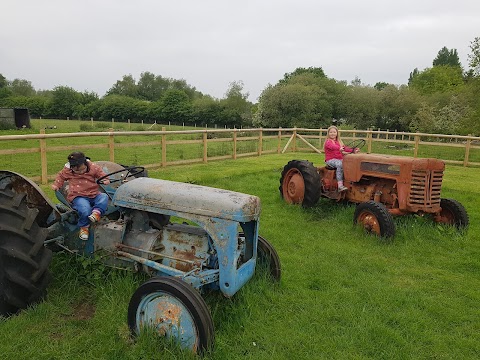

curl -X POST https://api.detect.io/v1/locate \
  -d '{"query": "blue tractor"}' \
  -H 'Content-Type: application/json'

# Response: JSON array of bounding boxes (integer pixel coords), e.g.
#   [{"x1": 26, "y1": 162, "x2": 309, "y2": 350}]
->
[{"x1": 0, "y1": 161, "x2": 280, "y2": 353}]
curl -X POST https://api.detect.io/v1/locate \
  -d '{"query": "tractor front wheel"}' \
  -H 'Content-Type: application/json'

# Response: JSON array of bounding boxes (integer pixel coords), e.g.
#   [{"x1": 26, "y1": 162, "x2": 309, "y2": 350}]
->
[
  {"x1": 354, "y1": 201, "x2": 395, "y2": 238},
  {"x1": 0, "y1": 187, "x2": 52, "y2": 316},
  {"x1": 257, "y1": 236, "x2": 281, "y2": 282},
  {"x1": 279, "y1": 160, "x2": 321, "y2": 208},
  {"x1": 434, "y1": 198, "x2": 469, "y2": 229},
  {"x1": 128, "y1": 277, "x2": 214, "y2": 354}
]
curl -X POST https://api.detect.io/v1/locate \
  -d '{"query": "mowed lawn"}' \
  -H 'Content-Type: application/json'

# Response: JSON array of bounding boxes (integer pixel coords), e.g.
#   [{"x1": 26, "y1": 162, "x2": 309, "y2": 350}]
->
[{"x1": 1, "y1": 146, "x2": 479, "y2": 358}]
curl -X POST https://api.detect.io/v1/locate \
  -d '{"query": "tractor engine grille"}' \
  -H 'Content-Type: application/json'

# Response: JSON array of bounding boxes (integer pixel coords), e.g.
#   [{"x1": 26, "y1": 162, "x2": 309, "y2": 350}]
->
[{"x1": 408, "y1": 170, "x2": 443, "y2": 210}]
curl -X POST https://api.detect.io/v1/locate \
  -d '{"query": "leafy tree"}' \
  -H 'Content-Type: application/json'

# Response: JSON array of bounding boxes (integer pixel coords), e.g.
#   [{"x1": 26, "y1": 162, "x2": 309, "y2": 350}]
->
[
  {"x1": 254, "y1": 81, "x2": 332, "y2": 128},
  {"x1": 433, "y1": 46, "x2": 461, "y2": 67},
  {"x1": 408, "y1": 68, "x2": 419, "y2": 85},
  {"x1": 47, "y1": 86, "x2": 82, "y2": 119},
  {"x1": 158, "y1": 89, "x2": 192, "y2": 123},
  {"x1": 220, "y1": 81, "x2": 252, "y2": 126},
  {"x1": 0, "y1": 74, "x2": 8, "y2": 88},
  {"x1": 137, "y1": 72, "x2": 170, "y2": 101},
  {"x1": 340, "y1": 85, "x2": 380, "y2": 129},
  {"x1": 350, "y1": 76, "x2": 363, "y2": 86},
  {"x1": 8, "y1": 79, "x2": 36, "y2": 97},
  {"x1": 374, "y1": 82, "x2": 389, "y2": 91},
  {"x1": 280, "y1": 66, "x2": 326, "y2": 84},
  {"x1": 79, "y1": 91, "x2": 98, "y2": 105},
  {"x1": 377, "y1": 85, "x2": 422, "y2": 131},
  {"x1": 467, "y1": 37, "x2": 480, "y2": 77},
  {"x1": 409, "y1": 66, "x2": 464, "y2": 94},
  {"x1": 191, "y1": 96, "x2": 224, "y2": 126},
  {"x1": 106, "y1": 74, "x2": 138, "y2": 98},
  {"x1": 410, "y1": 103, "x2": 436, "y2": 133}
]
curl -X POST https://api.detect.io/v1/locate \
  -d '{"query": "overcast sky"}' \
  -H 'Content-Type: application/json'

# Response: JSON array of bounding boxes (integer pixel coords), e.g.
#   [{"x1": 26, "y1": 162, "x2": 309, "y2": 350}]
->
[{"x1": 1, "y1": 0, "x2": 479, "y2": 102}]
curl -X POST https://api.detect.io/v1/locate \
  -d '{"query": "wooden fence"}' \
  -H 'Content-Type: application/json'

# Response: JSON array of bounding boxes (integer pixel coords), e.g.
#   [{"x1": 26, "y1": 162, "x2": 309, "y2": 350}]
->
[{"x1": 0, "y1": 127, "x2": 479, "y2": 184}]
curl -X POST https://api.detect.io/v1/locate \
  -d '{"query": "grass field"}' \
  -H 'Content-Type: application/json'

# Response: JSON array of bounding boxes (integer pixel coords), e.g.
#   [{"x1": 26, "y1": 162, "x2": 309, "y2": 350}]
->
[{"x1": 1, "y1": 121, "x2": 480, "y2": 359}]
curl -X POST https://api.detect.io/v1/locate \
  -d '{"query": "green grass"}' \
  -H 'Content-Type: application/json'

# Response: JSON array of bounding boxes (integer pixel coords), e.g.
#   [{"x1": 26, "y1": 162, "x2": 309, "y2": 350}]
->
[{"x1": 1, "y1": 153, "x2": 479, "y2": 359}]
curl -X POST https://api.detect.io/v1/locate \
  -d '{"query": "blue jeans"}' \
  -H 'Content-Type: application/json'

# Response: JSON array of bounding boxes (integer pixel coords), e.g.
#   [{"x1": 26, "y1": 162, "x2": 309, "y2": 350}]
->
[
  {"x1": 71, "y1": 193, "x2": 109, "y2": 227},
  {"x1": 326, "y1": 159, "x2": 344, "y2": 181}
]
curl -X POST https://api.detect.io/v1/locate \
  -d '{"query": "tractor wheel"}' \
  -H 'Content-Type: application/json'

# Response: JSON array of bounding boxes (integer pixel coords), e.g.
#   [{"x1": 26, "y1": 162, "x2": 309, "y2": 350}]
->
[
  {"x1": 434, "y1": 198, "x2": 469, "y2": 229},
  {"x1": 257, "y1": 236, "x2": 281, "y2": 282},
  {"x1": 0, "y1": 187, "x2": 52, "y2": 316},
  {"x1": 279, "y1": 160, "x2": 321, "y2": 208},
  {"x1": 354, "y1": 201, "x2": 395, "y2": 238},
  {"x1": 128, "y1": 277, "x2": 214, "y2": 354}
]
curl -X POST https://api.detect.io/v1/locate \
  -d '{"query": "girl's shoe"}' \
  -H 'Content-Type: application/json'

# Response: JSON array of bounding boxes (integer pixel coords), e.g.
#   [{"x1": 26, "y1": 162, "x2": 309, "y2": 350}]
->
[
  {"x1": 79, "y1": 227, "x2": 89, "y2": 240},
  {"x1": 338, "y1": 185, "x2": 348, "y2": 192},
  {"x1": 88, "y1": 209, "x2": 101, "y2": 223}
]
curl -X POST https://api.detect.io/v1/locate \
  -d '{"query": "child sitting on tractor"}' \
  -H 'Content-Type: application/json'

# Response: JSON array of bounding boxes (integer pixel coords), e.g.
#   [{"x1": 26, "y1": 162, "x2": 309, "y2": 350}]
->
[
  {"x1": 51, "y1": 151, "x2": 110, "y2": 240},
  {"x1": 324, "y1": 125, "x2": 359, "y2": 191}
]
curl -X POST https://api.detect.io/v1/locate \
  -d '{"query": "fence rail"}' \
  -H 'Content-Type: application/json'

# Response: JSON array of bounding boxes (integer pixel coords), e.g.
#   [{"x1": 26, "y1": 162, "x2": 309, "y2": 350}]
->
[{"x1": 1, "y1": 127, "x2": 479, "y2": 184}]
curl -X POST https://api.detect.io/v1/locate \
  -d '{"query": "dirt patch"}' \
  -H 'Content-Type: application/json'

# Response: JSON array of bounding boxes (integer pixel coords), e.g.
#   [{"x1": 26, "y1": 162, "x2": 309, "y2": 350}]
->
[{"x1": 71, "y1": 300, "x2": 96, "y2": 320}]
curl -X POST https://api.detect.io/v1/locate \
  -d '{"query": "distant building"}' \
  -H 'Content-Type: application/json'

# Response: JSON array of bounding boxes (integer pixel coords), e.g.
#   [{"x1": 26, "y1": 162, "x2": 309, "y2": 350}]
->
[{"x1": 0, "y1": 108, "x2": 31, "y2": 129}]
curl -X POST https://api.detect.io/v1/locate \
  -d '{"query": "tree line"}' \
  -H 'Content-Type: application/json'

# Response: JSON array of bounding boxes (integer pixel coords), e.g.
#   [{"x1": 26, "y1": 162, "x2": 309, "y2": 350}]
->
[{"x1": 1, "y1": 36, "x2": 479, "y2": 135}]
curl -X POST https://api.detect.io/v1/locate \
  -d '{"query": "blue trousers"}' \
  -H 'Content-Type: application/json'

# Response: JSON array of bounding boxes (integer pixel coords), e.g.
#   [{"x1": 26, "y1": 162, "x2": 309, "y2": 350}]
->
[{"x1": 72, "y1": 193, "x2": 109, "y2": 227}]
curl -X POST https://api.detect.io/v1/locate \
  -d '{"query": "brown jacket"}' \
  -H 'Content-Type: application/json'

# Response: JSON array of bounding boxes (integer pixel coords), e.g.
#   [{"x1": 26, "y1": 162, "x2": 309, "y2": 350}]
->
[{"x1": 53, "y1": 161, "x2": 108, "y2": 202}]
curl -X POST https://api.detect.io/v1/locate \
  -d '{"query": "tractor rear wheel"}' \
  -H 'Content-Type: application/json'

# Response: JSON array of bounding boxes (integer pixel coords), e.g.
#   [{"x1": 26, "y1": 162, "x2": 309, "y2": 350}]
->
[
  {"x1": 128, "y1": 277, "x2": 214, "y2": 354},
  {"x1": 279, "y1": 160, "x2": 321, "y2": 208},
  {"x1": 354, "y1": 201, "x2": 395, "y2": 238},
  {"x1": 434, "y1": 198, "x2": 469, "y2": 229},
  {"x1": 0, "y1": 187, "x2": 52, "y2": 316}
]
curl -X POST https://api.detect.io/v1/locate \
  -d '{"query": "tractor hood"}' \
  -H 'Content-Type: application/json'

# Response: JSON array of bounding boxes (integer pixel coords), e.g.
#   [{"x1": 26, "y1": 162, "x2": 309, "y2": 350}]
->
[
  {"x1": 112, "y1": 177, "x2": 261, "y2": 222},
  {"x1": 343, "y1": 153, "x2": 445, "y2": 182}
]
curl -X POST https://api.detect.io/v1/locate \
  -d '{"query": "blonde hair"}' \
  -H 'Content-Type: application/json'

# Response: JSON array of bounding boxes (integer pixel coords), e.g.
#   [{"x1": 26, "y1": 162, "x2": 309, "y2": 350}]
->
[{"x1": 324, "y1": 125, "x2": 344, "y2": 149}]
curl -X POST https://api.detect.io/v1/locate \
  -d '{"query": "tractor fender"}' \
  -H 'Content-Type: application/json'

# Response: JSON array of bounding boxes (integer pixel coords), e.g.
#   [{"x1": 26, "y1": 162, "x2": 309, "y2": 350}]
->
[
  {"x1": 0, "y1": 170, "x2": 61, "y2": 226},
  {"x1": 112, "y1": 177, "x2": 261, "y2": 222}
]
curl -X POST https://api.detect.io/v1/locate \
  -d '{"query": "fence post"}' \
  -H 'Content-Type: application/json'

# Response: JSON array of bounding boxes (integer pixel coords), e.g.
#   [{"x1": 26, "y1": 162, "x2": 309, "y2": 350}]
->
[
  {"x1": 367, "y1": 128, "x2": 372, "y2": 153},
  {"x1": 377, "y1": 128, "x2": 380, "y2": 139},
  {"x1": 161, "y1": 127, "x2": 166, "y2": 167},
  {"x1": 90, "y1": 117, "x2": 93, "y2": 127},
  {"x1": 233, "y1": 128, "x2": 237, "y2": 159},
  {"x1": 258, "y1": 128, "x2": 263, "y2": 156},
  {"x1": 128, "y1": 119, "x2": 131, "y2": 130},
  {"x1": 293, "y1": 127, "x2": 297, "y2": 152},
  {"x1": 319, "y1": 128, "x2": 323, "y2": 148},
  {"x1": 394, "y1": 129, "x2": 397, "y2": 140},
  {"x1": 414, "y1": 134, "x2": 420, "y2": 158},
  {"x1": 277, "y1": 127, "x2": 282, "y2": 153},
  {"x1": 39, "y1": 129, "x2": 48, "y2": 185},
  {"x1": 108, "y1": 128, "x2": 115, "y2": 162},
  {"x1": 112, "y1": 118, "x2": 114, "y2": 127},
  {"x1": 203, "y1": 131, "x2": 208, "y2": 163},
  {"x1": 464, "y1": 134, "x2": 472, "y2": 167}
]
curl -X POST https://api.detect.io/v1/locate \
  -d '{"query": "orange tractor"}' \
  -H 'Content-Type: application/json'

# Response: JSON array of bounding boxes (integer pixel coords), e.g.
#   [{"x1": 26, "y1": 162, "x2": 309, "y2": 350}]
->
[{"x1": 279, "y1": 144, "x2": 469, "y2": 238}]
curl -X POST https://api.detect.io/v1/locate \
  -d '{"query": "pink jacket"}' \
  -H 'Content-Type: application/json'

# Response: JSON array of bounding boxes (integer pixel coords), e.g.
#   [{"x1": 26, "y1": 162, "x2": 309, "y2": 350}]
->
[
  {"x1": 324, "y1": 139, "x2": 353, "y2": 162},
  {"x1": 53, "y1": 162, "x2": 108, "y2": 202}
]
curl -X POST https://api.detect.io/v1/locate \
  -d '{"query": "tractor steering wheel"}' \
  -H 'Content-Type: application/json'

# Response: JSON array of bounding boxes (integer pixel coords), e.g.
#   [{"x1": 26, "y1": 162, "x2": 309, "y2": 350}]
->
[
  {"x1": 344, "y1": 139, "x2": 366, "y2": 153},
  {"x1": 96, "y1": 166, "x2": 146, "y2": 184}
]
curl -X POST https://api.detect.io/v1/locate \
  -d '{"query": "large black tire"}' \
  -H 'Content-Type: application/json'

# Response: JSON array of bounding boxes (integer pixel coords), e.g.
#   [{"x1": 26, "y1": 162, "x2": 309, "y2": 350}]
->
[
  {"x1": 279, "y1": 160, "x2": 321, "y2": 208},
  {"x1": 354, "y1": 201, "x2": 395, "y2": 238},
  {"x1": 257, "y1": 236, "x2": 281, "y2": 282},
  {"x1": 128, "y1": 277, "x2": 214, "y2": 354},
  {"x1": 0, "y1": 187, "x2": 52, "y2": 316},
  {"x1": 435, "y1": 198, "x2": 469, "y2": 229}
]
